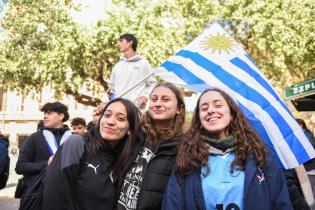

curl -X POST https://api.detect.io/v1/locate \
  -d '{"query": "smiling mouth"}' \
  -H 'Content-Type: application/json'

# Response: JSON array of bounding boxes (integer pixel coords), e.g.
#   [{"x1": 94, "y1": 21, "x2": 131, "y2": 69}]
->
[
  {"x1": 152, "y1": 109, "x2": 164, "y2": 114},
  {"x1": 103, "y1": 127, "x2": 116, "y2": 133},
  {"x1": 206, "y1": 117, "x2": 220, "y2": 123}
]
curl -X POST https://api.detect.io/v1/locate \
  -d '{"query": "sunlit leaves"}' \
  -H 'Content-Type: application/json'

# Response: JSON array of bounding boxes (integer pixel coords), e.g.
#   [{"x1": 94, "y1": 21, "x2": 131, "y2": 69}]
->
[
  {"x1": 1, "y1": 0, "x2": 313, "y2": 104},
  {"x1": 220, "y1": 0, "x2": 315, "y2": 87}
]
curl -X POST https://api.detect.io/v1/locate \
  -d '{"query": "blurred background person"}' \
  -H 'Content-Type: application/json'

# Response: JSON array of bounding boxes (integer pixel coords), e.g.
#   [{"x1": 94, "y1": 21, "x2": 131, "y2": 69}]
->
[
  {"x1": 296, "y1": 119, "x2": 315, "y2": 148},
  {"x1": 71, "y1": 117, "x2": 87, "y2": 135},
  {"x1": 0, "y1": 131, "x2": 9, "y2": 190}
]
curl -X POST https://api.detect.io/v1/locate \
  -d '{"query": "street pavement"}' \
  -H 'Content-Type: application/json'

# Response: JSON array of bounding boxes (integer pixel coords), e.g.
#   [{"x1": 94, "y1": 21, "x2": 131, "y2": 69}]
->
[{"x1": 0, "y1": 155, "x2": 21, "y2": 210}]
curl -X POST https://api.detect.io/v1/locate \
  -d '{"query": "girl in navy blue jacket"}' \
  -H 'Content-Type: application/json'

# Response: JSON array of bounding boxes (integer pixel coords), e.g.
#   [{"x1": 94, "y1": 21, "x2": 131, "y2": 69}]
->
[{"x1": 162, "y1": 88, "x2": 293, "y2": 210}]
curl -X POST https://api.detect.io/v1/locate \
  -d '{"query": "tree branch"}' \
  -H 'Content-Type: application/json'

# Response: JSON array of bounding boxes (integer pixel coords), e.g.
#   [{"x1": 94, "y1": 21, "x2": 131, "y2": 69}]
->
[
  {"x1": 96, "y1": 61, "x2": 108, "y2": 90},
  {"x1": 65, "y1": 88, "x2": 102, "y2": 107}
]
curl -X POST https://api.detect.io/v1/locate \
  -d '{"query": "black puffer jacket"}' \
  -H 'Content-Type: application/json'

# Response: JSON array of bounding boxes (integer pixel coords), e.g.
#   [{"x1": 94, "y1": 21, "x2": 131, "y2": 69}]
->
[
  {"x1": 284, "y1": 169, "x2": 310, "y2": 210},
  {"x1": 116, "y1": 134, "x2": 182, "y2": 210}
]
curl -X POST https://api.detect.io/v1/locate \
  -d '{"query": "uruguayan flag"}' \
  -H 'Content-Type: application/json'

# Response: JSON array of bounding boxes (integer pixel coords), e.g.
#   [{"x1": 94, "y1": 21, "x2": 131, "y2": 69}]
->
[{"x1": 155, "y1": 23, "x2": 315, "y2": 169}]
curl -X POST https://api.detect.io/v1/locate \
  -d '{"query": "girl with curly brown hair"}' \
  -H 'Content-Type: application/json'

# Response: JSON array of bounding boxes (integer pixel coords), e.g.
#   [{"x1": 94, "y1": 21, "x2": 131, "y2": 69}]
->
[
  {"x1": 162, "y1": 88, "x2": 293, "y2": 210},
  {"x1": 116, "y1": 83, "x2": 186, "y2": 210}
]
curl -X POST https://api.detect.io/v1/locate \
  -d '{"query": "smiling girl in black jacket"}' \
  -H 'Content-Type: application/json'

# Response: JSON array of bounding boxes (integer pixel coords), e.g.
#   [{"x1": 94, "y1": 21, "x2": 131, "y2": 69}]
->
[
  {"x1": 116, "y1": 83, "x2": 186, "y2": 210},
  {"x1": 42, "y1": 98, "x2": 141, "y2": 210}
]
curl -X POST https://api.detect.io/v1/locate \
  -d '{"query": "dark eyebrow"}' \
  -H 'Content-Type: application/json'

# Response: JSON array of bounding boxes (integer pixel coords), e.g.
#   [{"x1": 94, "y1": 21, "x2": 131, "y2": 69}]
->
[
  {"x1": 199, "y1": 99, "x2": 223, "y2": 106},
  {"x1": 213, "y1": 99, "x2": 224, "y2": 103},
  {"x1": 151, "y1": 95, "x2": 171, "y2": 98},
  {"x1": 199, "y1": 103, "x2": 208, "y2": 107},
  {"x1": 105, "y1": 109, "x2": 127, "y2": 117},
  {"x1": 117, "y1": 113, "x2": 127, "y2": 117}
]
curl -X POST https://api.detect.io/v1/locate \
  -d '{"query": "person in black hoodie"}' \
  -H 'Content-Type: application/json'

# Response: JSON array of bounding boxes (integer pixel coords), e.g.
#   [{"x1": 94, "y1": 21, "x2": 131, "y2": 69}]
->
[
  {"x1": 15, "y1": 102, "x2": 71, "y2": 208},
  {"x1": 116, "y1": 83, "x2": 186, "y2": 210},
  {"x1": 42, "y1": 98, "x2": 141, "y2": 210}
]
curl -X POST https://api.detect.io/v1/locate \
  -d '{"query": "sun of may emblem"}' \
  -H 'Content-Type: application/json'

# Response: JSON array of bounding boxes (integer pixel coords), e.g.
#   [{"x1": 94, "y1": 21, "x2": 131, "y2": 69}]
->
[{"x1": 200, "y1": 33, "x2": 235, "y2": 54}]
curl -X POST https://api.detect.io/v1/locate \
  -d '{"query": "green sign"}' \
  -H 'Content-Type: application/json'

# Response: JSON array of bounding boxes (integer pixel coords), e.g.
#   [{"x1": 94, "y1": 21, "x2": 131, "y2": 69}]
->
[{"x1": 284, "y1": 78, "x2": 315, "y2": 100}]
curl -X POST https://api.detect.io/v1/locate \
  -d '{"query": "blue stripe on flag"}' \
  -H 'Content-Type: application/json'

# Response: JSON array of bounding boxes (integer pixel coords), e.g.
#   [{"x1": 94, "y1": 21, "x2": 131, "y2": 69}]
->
[
  {"x1": 239, "y1": 103, "x2": 283, "y2": 166},
  {"x1": 161, "y1": 61, "x2": 211, "y2": 92},
  {"x1": 161, "y1": 60, "x2": 293, "y2": 166},
  {"x1": 243, "y1": 53, "x2": 294, "y2": 118},
  {"x1": 161, "y1": 61, "x2": 204, "y2": 85},
  {"x1": 230, "y1": 57, "x2": 293, "y2": 116},
  {"x1": 168, "y1": 50, "x2": 310, "y2": 163}
]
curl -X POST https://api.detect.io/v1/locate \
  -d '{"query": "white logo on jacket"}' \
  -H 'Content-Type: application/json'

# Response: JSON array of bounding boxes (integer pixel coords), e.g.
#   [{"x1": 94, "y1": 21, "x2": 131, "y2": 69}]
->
[{"x1": 86, "y1": 162, "x2": 99, "y2": 174}]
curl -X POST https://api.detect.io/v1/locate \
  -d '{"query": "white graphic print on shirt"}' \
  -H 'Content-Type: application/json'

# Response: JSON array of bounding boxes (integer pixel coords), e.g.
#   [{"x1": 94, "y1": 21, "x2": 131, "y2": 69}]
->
[{"x1": 117, "y1": 147, "x2": 154, "y2": 210}]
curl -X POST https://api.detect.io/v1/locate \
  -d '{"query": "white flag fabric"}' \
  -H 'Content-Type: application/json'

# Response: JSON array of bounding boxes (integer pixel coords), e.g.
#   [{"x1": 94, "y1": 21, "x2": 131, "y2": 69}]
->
[{"x1": 155, "y1": 23, "x2": 315, "y2": 169}]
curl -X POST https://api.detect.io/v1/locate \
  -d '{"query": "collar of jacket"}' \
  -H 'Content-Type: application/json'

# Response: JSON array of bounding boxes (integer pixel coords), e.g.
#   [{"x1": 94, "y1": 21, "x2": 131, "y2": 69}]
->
[
  {"x1": 120, "y1": 54, "x2": 142, "y2": 62},
  {"x1": 41, "y1": 125, "x2": 70, "y2": 134},
  {"x1": 111, "y1": 136, "x2": 127, "y2": 158},
  {"x1": 208, "y1": 145, "x2": 235, "y2": 155},
  {"x1": 148, "y1": 134, "x2": 182, "y2": 156},
  {"x1": 41, "y1": 125, "x2": 70, "y2": 144}
]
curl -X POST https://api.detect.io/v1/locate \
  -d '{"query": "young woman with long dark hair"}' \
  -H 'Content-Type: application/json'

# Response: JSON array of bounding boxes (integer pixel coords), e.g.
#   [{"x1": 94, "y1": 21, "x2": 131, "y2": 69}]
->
[
  {"x1": 42, "y1": 98, "x2": 141, "y2": 210},
  {"x1": 116, "y1": 83, "x2": 186, "y2": 210},
  {"x1": 162, "y1": 88, "x2": 293, "y2": 210}
]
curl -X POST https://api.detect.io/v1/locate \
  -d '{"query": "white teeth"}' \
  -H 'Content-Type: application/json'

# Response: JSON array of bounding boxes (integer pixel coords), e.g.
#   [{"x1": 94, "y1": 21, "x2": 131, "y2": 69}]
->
[{"x1": 208, "y1": 117, "x2": 219, "y2": 122}]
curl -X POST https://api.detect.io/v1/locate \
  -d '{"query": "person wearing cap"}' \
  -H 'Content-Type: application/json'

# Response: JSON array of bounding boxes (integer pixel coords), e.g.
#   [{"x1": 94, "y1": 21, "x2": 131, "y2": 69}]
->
[{"x1": 15, "y1": 102, "x2": 72, "y2": 205}]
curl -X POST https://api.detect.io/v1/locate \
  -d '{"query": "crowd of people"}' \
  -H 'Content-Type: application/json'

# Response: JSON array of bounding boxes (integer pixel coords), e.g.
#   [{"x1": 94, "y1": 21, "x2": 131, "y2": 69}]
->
[{"x1": 0, "y1": 33, "x2": 314, "y2": 210}]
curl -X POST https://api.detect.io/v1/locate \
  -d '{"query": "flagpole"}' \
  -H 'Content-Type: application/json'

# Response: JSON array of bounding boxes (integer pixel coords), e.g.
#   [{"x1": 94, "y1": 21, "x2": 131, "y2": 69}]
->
[{"x1": 118, "y1": 71, "x2": 155, "y2": 98}]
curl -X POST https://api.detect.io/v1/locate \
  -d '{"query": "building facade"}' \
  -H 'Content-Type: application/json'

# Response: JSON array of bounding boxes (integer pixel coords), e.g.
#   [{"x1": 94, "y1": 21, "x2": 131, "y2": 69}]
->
[{"x1": 0, "y1": 86, "x2": 94, "y2": 148}]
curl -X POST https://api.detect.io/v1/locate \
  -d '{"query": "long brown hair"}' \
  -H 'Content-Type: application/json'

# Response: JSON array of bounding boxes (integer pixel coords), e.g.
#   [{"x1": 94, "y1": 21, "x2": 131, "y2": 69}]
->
[
  {"x1": 86, "y1": 98, "x2": 141, "y2": 183},
  {"x1": 141, "y1": 83, "x2": 186, "y2": 142},
  {"x1": 177, "y1": 88, "x2": 267, "y2": 176}
]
